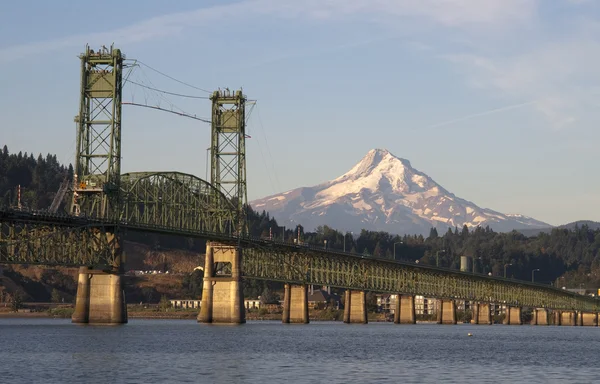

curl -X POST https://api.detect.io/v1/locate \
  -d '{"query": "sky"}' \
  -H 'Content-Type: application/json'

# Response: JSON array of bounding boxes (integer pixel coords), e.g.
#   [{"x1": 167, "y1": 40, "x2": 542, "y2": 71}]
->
[{"x1": 1, "y1": 0, "x2": 600, "y2": 226}]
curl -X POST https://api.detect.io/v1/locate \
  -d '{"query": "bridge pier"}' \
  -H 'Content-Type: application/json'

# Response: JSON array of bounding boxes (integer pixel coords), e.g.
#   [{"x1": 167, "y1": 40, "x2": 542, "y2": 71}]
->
[
  {"x1": 343, "y1": 290, "x2": 367, "y2": 324},
  {"x1": 472, "y1": 303, "x2": 492, "y2": 325},
  {"x1": 559, "y1": 311, "x2": 577, "y2": 326},
  {"x1": 72, "y1": 267, "x2": 127, "y2": 324},
  {"x1": 282, "y1": 284, "x2": 309, "y2": 324},
  {"x1": 437, "y1": 299, "x2": 457, "y2": 324},
  {"x1": 198, "y1": 242, "x2": 245, "y2": 324},
  {"x1": 579, "y1": 312, "x2": 598, "y2": 326},
  {"x1": 394, "y1": 294, "x2": 416, "y2": 324},
  {"x1": 503, "y1": 306, "x2": 522, "y2": 325},
  {"x1": 531, "y1": 308, "x2": 549, "y2": 325}
]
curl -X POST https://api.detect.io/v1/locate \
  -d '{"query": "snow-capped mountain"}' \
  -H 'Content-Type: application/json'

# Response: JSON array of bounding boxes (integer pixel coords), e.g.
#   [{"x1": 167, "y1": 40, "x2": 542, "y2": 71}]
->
[{"x1": 250, "y1": 149, "x2": 550, "y2": 236}]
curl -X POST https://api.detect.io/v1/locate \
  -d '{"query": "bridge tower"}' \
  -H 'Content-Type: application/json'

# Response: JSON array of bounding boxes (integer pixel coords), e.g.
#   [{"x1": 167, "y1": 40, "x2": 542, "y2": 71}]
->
[
  {"x1": 71, "y1": 44, "x2": 123, "y2": 220},
  {"x1": 210, "y1": 89, "x2": 248, "y2": 235},
  {"x1": 199, "y1": 90, "x2": 248, "y2": 324},
  {"x1": 71, "y1": 45, "x2": 126, "y2": 325}
]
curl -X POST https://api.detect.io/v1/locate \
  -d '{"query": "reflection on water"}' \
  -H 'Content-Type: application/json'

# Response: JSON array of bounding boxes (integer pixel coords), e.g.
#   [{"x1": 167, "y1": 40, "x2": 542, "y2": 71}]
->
[{"x1": 0, "y1": 318, "x2": 599, "y2": 383}]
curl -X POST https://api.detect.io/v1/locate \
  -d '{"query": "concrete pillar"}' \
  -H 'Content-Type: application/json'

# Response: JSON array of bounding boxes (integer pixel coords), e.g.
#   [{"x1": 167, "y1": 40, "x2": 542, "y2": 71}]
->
[
  {"x1": 531, "y1": 308, "x2": 549, "y2": 325},
  {"x1": 554, "y1": 311, "x2": 562, "y2": 326},
  {"x1": 394, "y1": 294, "x2": 416, "y2": 324},
  {"x1": 503, "y1": 306, "x2": 522, "y2": 325},
  {"x1": 282, "y1": 284, "x2": 309, "y2": 324},
  {"x1": 472, "y1": 303, "x2": 480, "y2": 324},
  {"x1": 72, "y1": 268, "x2": 127, "y2": 324},
  {"x1": 198, "y1": 242, "x2": 245, "y2": 324},
  {"x1": 580, "y1": 312, "x2": 598, "y2": 326},
  {"x1": 477, "y1": 303, "x2": 492, "y2": 325},
  {"x1": 437, "y1": 299, "x2": 457, "y2": 324},
  {"x1": 343, "y1": 290, "x2": 367, "y2": 324},
  {"x1": 558, "y1": 311, "x2": 576, "y2": 326}
]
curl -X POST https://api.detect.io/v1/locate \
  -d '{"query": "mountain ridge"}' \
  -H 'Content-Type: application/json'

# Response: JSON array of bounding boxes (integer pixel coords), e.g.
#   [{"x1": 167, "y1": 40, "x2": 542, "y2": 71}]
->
[{"x1": 250, "y1": 149, "x2": 550, "y2": 236}]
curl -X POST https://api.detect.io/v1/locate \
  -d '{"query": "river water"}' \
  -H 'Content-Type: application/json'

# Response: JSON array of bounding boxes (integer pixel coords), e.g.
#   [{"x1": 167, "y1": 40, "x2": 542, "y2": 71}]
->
[{"x1": 0, "y1": 318, "x2": 599, "y2": 383}]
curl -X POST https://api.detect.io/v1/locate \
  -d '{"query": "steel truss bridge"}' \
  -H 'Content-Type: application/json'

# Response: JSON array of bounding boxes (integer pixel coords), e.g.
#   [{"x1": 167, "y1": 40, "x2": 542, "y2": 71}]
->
[
  {"x1": 0, "y1": 44, "x2": 598, "y2": 314},
  {"x1": 1, "y1": 208, "x2": 598, "y2": 312}
]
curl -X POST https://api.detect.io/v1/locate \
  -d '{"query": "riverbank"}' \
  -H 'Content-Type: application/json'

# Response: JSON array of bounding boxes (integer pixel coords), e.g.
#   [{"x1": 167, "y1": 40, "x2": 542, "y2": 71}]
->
[{"x1": 0, "y1": 306, "x2": 391, "y2": 321}]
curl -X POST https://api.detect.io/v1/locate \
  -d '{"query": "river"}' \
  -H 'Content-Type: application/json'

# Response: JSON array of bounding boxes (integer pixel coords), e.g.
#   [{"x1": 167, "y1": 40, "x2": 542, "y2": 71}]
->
[{"x1": 0, "y1": 318, "x2": 598, "y2": 383}]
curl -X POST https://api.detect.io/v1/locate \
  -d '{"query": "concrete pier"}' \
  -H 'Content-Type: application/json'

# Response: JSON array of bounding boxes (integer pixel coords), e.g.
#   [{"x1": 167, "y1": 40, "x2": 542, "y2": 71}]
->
[
  {"x1": 580, "y1": 312, "x2": 598, "y2": 326},
  {"x1": 472, "y1": 303, "x2": 492, "y2": 325},
  {"x1": 559, "y1": 311, "x2": 577, "y2": 326},
  {"x1": 72, "y1": 267, "x2": 127, "y2": 324},
  {"x1": 282, "y1": 284, "x2": 309, "y2": 324},
  {"x1": 198, "y1": 242, "x2": 245, "y2": 324},
  {"x1": 503, "y1": 306, "x2": 522, "y2": 325},
  {"x1": 437, "y1": 299, "x2": 457, "y2": 324},
  {"x1": 531, "y1": 308, "x2": 549, "y2": 325},
  {"x1": 394, "y1": 294, "x2": 416, "y2": 324},
  {"x1": 343, "y1": 290, "x2": 367, "y2": 324}
]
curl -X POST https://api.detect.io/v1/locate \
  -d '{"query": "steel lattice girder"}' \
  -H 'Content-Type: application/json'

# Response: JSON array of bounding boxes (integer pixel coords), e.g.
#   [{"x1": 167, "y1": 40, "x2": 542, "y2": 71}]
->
[
  {"x1": 241, "y1": 243, "x2": 600, "y2": 312},
  {"x1": 3, "y1": 210, "x2": 599, "y2": 312},
  {"x1": 0, "y1": 211, "x2": 120, "y2": 267},
  {"x1": 120, "y1": 172, "x2": 236, "y2": 234},
  {"x1": 71, "y1": 45, "x2": 124, "y2": 220}
]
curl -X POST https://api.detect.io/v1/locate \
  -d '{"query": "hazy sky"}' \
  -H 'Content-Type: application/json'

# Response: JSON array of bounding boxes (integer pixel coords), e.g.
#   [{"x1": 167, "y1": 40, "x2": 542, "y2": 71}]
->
[{"x1": 1, "y1": 0, "x2": 599, "y2": 226}]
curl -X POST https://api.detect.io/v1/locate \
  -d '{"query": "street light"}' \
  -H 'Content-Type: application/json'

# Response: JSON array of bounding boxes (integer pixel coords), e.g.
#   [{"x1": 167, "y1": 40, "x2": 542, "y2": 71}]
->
[
  {"x1": 504, "y1": 263, "x2": 512, "y2": 278},
  {"x1": 531, "y1": 268, "x2": 540, "y2": 282},
  {"x1": 393, "y1": 241, "x2": 403, "y2": 260}
]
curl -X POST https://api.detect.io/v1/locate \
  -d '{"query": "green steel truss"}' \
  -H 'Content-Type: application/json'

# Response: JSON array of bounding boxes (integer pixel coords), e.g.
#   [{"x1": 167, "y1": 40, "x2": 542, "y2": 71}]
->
[
  {"x1": 240, "y1": 243, "x2": 600, "y2": 312},
  {"x1": 1, "y1": 209, "x2": 599, "y2": 312},
  {"x1": 120, "y1": 172, "x2": 236, "y2": 233},
  {"x1": 210, "y1": 89, "x2": 248, "y2": 235},
  {"x1": 0, "y1": 212, "x2": 120, "y2": 268},
  {"x1": 71, "y1": 45, "x2": 124, "y2": 220},
  {"x1": 0, "y1": 172, "x2": 235, "y2": 267}
]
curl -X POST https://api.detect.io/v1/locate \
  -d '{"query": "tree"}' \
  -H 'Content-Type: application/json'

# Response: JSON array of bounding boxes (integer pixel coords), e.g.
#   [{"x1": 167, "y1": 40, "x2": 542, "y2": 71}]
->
[
  {"x1": 51, "y1": 288, "x2": 61, "y2": 303},
  {"x1": 11, "y1": 291, "x2": 23, "y2": 312},
  {"x1": 428, "y1": 227, "x2": 439, "y2": 239},
  {"x1": 259, "y1": 286, "x2": 277, "y2": 305},
  {"x1": 159, "y1": 295, "x2": 171, "y2": 311}
]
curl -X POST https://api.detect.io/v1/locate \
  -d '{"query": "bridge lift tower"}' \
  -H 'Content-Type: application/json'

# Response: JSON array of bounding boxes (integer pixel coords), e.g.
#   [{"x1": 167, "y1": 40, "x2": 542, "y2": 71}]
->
[
  {"x1": 210, "y1": 89, "x2": 248, "y2": 235},
  {"x1": 71, "y1": 45, "x2": 123, "y2": 220}
]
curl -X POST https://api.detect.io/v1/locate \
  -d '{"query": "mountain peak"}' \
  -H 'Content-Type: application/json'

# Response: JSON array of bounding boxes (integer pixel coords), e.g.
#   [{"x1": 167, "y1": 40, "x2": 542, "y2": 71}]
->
[{"x1": 250, "y1": 151, "x2": 550, "y2": 236}]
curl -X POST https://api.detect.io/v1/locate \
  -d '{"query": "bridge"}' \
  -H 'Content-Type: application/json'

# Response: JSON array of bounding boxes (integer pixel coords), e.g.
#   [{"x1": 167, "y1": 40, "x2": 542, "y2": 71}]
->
[{"x1": 1, "y1": 45, "x2": 599, "y2": 327}]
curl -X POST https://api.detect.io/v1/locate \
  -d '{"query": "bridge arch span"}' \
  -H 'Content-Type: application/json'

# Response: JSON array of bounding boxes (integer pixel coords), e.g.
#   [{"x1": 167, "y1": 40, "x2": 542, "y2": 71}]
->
[{"x1": 120, "y1": 171, "x2": 235, "y2": 234}]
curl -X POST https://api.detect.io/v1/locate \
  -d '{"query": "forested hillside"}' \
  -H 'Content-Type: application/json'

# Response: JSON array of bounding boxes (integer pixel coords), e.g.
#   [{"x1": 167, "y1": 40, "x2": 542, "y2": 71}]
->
[{"x1": 0, "y1": 145, "x2": 72, "y2": 211}]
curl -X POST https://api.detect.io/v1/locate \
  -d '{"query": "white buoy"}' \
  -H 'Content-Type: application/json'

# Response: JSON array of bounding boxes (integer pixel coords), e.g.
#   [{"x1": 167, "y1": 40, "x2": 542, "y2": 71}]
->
[{"x1": 467, "y1": 332, "x2": 473, "y2": 337}]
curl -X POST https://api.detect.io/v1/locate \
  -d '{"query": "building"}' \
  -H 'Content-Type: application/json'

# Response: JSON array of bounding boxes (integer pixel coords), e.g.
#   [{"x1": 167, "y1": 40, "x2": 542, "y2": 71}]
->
[
  {"x1": 169, "y1": 299, "x2": 201, "y2": 309},
  {"x1": 376, "y1": 294, "x2": 439, "y2": 315}
]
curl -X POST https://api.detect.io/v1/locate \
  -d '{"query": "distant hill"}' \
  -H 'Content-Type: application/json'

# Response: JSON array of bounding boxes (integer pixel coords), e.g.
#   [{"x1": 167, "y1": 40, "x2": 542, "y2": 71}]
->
[{"x1": 518, "y1": 220, "x2": 600, "y2": 237}]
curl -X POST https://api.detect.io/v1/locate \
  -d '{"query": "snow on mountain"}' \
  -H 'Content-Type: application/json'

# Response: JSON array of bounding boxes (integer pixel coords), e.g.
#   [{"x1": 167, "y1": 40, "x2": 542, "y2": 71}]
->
[{"x1": 250, "y1": 149, "x2": 550, "y2": 236}]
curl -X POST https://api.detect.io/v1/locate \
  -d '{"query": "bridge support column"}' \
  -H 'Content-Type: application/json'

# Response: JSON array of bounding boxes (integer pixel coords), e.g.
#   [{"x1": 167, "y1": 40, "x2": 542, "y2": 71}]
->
[
  {"x1": 72, "y1": 267, "x2": 127, "y2": 324},
  {"x1": 436, "y1": 299, "x2": 457, "y2": 324},
  {"x1": 559, "y1": 311, "x2": 577, "y2": 326},
  {"x1": 394, "y1": 294, "x2": 416, "y2": 324},
  {"x1": 198, "y1": 242, "x2": 245, "y2": 324},
  {"x1": 473, "y1": 303, "x2": 492, "y2": 325},
  {"x1": 343, "y1": 290, "x2": 367, "y2": 324},
  {"x1": 580, "y1": 312, "x2": 597, "y2": 326},
  {"x1": 531, "y1": 308, "x2": 549, "y2": 325},
  {"x1": 472, "y1": 303, "x2": 479, "y2": 324},
  {"x1": 503, "y1": 306, "x2": 522, "y2": 325},
  {"x1": 553, "y1": 310, "x2": 562, "y2": 326},
  {"x1": 282, "y1": 284, "x2": 309, "y2": 324}
]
